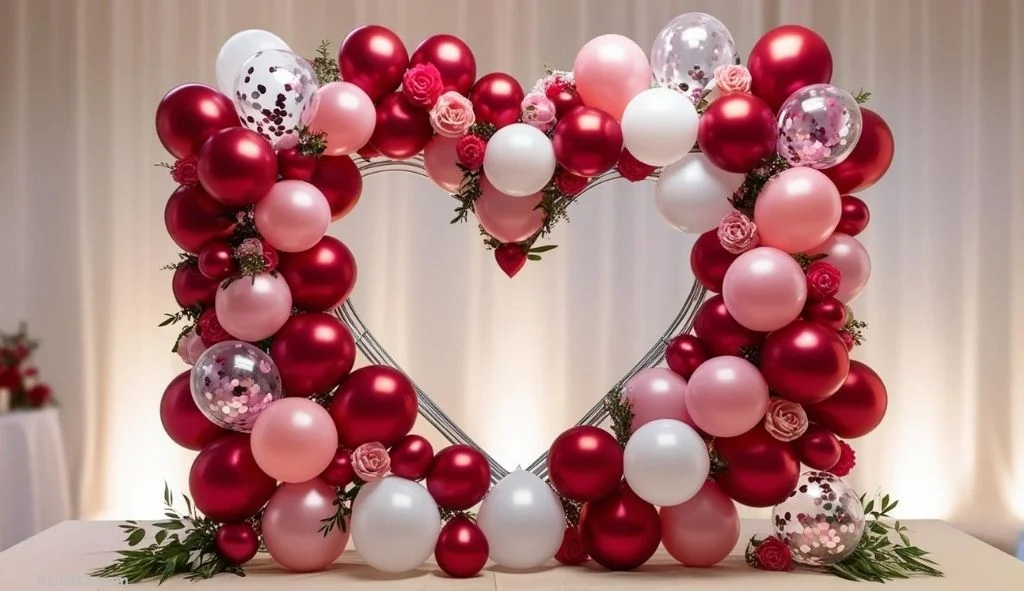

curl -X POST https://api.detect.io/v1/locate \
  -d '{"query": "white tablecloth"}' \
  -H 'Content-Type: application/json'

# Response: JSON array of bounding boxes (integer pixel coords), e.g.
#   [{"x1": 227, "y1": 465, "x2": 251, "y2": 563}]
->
[{"x1": 0, "y1": 407, "x2": 71, "y2": 550}]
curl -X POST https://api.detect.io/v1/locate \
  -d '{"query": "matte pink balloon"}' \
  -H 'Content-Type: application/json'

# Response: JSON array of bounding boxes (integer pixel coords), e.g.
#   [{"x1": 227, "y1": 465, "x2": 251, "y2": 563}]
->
[
  {"x1": 660, "y1": 480, "x2": 739, "y2": 567},
  {"x1": 262, "y1": 479, "x2": 349, "y2": 572},
  {"x1": 308, "y1": 82, "x2": 376, "y2": 156},
  {"x1": 722, "y1": 247, "x2": 808, "y2": 332},
  {"x1": 622, "y1": 367, "x2": 694, "y2": 432},
  {"x1": 254, "y1": 180, "x2": 332, "y2": 253},
  {"x1": 807, "y1": 232, "x2": 871, "y2": 303},
  {"x1": 685, "y1": 356, "x2": 769, "y2": 437},
  {"x1": 423, "y1": 135, "x2": 463, "y2": 193},
  {"x1": 474, "y1": 177, "x2": 545, "y2": 243},
  {"x1": 572, "y1": 34, "x2": 651, "y2": 121},
  {"x1": 251, "y1": 398, "x2": 338, "y2": 483},
  {"x1": 755, "y1": 167, "x2": 841, "y2": 253},
  {"x1": 215, "y1": 272, "x2": 292, "y2": 341}
]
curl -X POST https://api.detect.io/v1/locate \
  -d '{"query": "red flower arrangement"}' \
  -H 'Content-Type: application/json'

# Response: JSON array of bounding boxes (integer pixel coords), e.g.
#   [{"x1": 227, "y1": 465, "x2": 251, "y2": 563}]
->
[
  {"x1": 745, "y1": 535, "x2": 794, "y2": 571},
  {"x1": 0, "y1": 325, "x2": 54, "y2": 411}
]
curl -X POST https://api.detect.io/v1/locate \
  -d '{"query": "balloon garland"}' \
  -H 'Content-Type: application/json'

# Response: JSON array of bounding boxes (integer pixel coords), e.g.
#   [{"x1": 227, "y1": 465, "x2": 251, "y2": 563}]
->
[{"x1": 95, "y1": 12, "x2": 943, "y2": 586}]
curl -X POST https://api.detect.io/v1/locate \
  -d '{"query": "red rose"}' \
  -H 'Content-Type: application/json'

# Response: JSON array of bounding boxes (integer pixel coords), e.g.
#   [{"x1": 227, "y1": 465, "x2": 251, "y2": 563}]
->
[
  {"x1": 805, "y1": 261, "x2": 842, "y2": 300},
  {"x1": 554, "y1": 527, "x2": 588, "y2": 565},
  {"x1": 554, "y1": 169, "x2": 588, "y2": 196},
  {"x1": 747, "y1": 535, "x2": 793, "y2": 571},
  {"x1": 197, "y1": 309, "x2": 233, "y2": 346},
  {"x1": 456, "y1": 135, "x2": 486, "y2": 170},
  {"x1": 544, "y1": 79, "x2": 571, "y2": 100},
  {"x1": 616, "y1": 149, "x2": 655, "y2": 182},
  {"x1": 170, "y1": 155, "x2": 199, "y2": 186},
  {"x1": 838, "y1": 329, "x2": 855, "y2": 351},
  {"x1": 402, "y1": 63, "x2": 444, "y2": 109},
  {"x1": 828, "y1": 440, "x2": 856, "y2": 476},
  {"x1": 26, "y1": 383, "x2": 52, "y2": 407}
]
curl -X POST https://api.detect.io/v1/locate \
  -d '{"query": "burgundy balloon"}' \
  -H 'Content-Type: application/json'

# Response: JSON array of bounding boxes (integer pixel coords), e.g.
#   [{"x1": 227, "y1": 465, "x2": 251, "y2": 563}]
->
[
  {"x1": 693, "y1": 295, "x2": 766, "y2": 357},
  {"x1": 469, "y1": 73, "x2": 525, "y2": 129},
  {"x1": 806, "y1": 360, "x2": 888, "y2": 438},
  {"x1": 427, "y1": 444, "x2": 491, "y2": 510},
  {"x1": 197, "y1": 128, "x2": 278, "y2": 207},
  {"x1": 159, "y1": 370, "x2": 225, "y2": 450},
  {"x1": 697, "y1": 94, "x2": 777, "y2": 173},
  {"x1": 188, "y1": 433, "x2": 277, "y2": 523},
  {"x1": 338, "y1": 25, "x2": 409, "y2": 102},
  {"x1": 389, "y1": 434, "x2": 435, "y2": 481},
  {"x1": 309, "y1": 155, "x2": 363, "y2": 220},
  {"x1": 164, "y1": 184, "x2": 236, "y2": 254},
  {"x1": 155, "y1": 83, "x2": 239, "y2": 159},
  {"x1": 554, "y1": 526, "x2": 589, "y2": 565},
  {"x1": 548, "y1": 426, "x2": 623, "y2": 502},
  {"x1": 329, "y1": 365, "x2": 418, "y2": 448},
  {"x1": 760, "y1": 320, "x2": 850, "y2": 405},
  {"x1": 579, "y1": 483, "x2": 661, "y2": 571},
  {"x1": 198, "y1": 241, "x2": 237, "y2": 281},
  {"x1": 664, "y1": 334, "x2": 710, "y2": 380},
  {"x1": 547, "y1": 85, "x2": 584, "y2": 118},
  {"x1": 793, "y1": 424, "x2": 842, "y2": 470},
  {"x1": 277, "y1": 146, "x2": 318, "y2": 181},
  {"x1": 370, "y1": 92, "x2": 434, "y2": 160},
  {"x1": 552, "y1": 106, "x2": 623, "y2": 177},
  {"x1": 435, "y1": 516, "x2": 489, "y2": 578},
  {"x1": 747, "y1": 24, "x2": 834, "y2": 112},
  {"x1": 824, "y1": 109, "x2": 894, "y2": 194},
  {"x1": 172, "y1": 262, "x2": 219, "y2": 308},
  {"x1": 319, "y1": 448, "x2": 355, "y2": 487},
  {"x1": 276, "y1": 236, "x2": 357, "y2": 312},
  {"x1": 215, "y1": 522, "x2": 260, "y2": 565},
  {"x1": 690, "y1": 229, "x2": 738, "y2": 293},
  {"x1": 409, "y1": 34, "x2": 477, "y2": 95},
  {"x1": 713, "y1": 425, "x2": 800, "y2": 507},
  {"x1": 802, "y1": 297, "x2": 847, "y2": 331},
  {"x1": 269, "y1": 313, "x2": 356, "y2": 398},
  {"x1": 836, "y1": 195, "x2": 870, "y2": 236}
]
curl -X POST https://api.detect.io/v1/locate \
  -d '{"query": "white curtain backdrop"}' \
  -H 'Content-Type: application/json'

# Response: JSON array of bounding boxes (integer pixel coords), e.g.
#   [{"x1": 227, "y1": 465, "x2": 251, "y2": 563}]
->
[{"x1": 1, "y1": 0, "x2": 1022, "y2": 551}]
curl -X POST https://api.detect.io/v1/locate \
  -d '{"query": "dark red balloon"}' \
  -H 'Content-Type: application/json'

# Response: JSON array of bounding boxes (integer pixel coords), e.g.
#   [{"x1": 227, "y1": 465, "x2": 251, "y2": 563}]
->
[
  {"x1": 269, "y1": 313, "x2": 355, "y2": 398},
  {"x1": 554, "y1": 526, "x2": 589, "y2": 565},
  {"x1": 547, "y1": 85, "x2": 584, "y2": 118},
  {"x1": 427, "y1": 445, "x2": 491, "y2": 510},
  {"x1": 370, "y1": 92, "x2": 434, "y2": 160},
  {"x1": 552, "y1": 106, "x2": 623, "y2": 177},
  {"x1": 277, "y1": 146, "x2": 317, "y2": 181},
  {"x1": 760, "y1": 320, "x2": 850, "y2": 405},
  {"x1": 824, "y1": 109, "x2": 894, "y2": 194},
  {"x1": 697, "y1": 94, "x2": 777, "y2": 173},
  {"x1": 548, "y1": 426, "x2": 623, "y2": 502},
  {"x1": 693, "y1": 295, "x2": 766, "y2": 357},
  {"x1": 189, "y1": 433, "x2": 277, "y2": 522},
  {"x1": 338, "y1": 25, "x2": 409, "y2": 102},
  {"x1": 793, "y1": 424, "x2": 841, "y2": 471},
  {"x1": 747, "y1": 24, "x2": 834, "y2": 111},
  {"x1": 276, "y1": 236, "x2": 357, "y2": 312},
  {"x1": 164, "y1": 184, "x2": 237, "y2": 254},
  {"x1": 713, "y1": 425, "x2": 800, "y2": 507},
  {"x1": 579, "y1": 483, "x2": 661, "y2": 571},
  {"x1": 215, "y1": 522, "x2": 260, "y2": 565},
  {"x1": 329, "y1": 365, "x2": 418, "y2": 448},
  {"x1": 172, "y1": 262, "x2": 219, "y2": 308},
  {"x1": 310, "y1": 155, "x2": 363, "y2": 220},
  {"x1": 469, "y1": 73, "x2": 525, "y2": 129},
  {"x1": 319, "y1": 448, "x2": 355, "y2": 487},
  {"x1": 665, "y1": 334, "x2": 710, "y2": 380},
  {"x1": 198, "y1": 241, "x2": 237, "y2": 281},
  {"x1": 690, "y1": 230, "x2": 738, "y2": 293},
  {"x1": 802, "y1": 297, "x2": 847, "y2": 331},
  {"x1": 434, "y1": 516, "x2": 489, "y2": 578},
  {"x1": 156, "y1": 84, "x2": 239, "y2": 159},
  {"x1": 805, "y1": 360, "x2": 887, "y2": 438},
  {"x1": 836, "y1": 195, "x2": 870, "y2": 236},
  {"x1": 409, "y1": 34, "x2": 476, "y2": 95},
  {"x1": 197, "y1": 128, "x2": 278, "y2": 207},
  {"x1": 160, "y1": 370, "x2": 226, "y2": 450},
  {"x1": 389, "y1": 434, "x2": 435, "y2": 481}
]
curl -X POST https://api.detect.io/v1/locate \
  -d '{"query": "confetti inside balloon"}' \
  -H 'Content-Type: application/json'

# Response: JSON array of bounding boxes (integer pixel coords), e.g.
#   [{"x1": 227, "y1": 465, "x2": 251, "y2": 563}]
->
[
  {"x1": 190, "y1": 341, "x2": 283, "y2": 432},
  {"x1": 777, "y1": 84, "x2": 863, "y2": 169},
  {"x1": 650, "y1": 13, "x2": 738, "y2": 104},
  {"x1": 771, "y1": 471, "x2": 865, "y2": 566},
  {"x1": 233, "y1": 50, "x2": 320, "y2": 150}
]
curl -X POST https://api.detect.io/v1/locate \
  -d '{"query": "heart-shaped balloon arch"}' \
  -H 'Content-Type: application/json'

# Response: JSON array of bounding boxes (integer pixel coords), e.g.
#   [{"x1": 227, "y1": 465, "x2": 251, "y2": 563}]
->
[{"x1": 110, "y1": 10, "x2": 927, "y2": 586}]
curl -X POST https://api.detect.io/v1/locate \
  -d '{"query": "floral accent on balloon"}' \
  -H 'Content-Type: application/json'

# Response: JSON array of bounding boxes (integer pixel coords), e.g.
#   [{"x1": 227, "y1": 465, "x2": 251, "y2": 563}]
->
[
  {"x1": 806, "y1": 261, "x2": 843, "y2": 300},
  {"x1": 455, "y1": 134, "x2": 485, "y2": 170},
  {"x1": 745, "y1": 534, "x2": 794, "y2": 571},
  {"x1": 351, "y1": 441, "x2": 392, "y2": 482},
  {"x1": 763, "y1": 399, "x2": 809, "y2": 442},
  {"x1": 175, "y1": 328, "x2": 207, "y2": 366},
  {"x1": 402, "y1": 63, "x2": 444, "y2": 108},
  {"x1": 430, "y1": 91, "x2": 476, "y2": 138},
  {"x1": 717, "y1": 211, "x2": 759, "y2": 254},
  {"x1": 233, "y1": 238, "x2": 279, "y2": 276},
  {"x1": 196, "y1": 309, "x2": 232, "y2": 346},
  {"x1": 829, "y1": 441, "x2": 856, "y2": 476},
  {"x1": 713, "y1": 64, "x2": 751, "y2": 95},
  {"x1": 168, "y1": 156, "x2": 200, "y2": 186},
  {"x1": 521, "y1": 93, "x2": 557, "y2": 131}
]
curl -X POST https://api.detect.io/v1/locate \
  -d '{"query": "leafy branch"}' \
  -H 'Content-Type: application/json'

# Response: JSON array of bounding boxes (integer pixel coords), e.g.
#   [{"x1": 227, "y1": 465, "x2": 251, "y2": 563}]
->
[
  {"x1": 853, "y1": 89, "x2": 871, "y2": 104},
  {"x1": 312, "y1": 40, "x2": 339, "y2": 85},
  {"x1": 439, "y1": 507, "x2": 478, "y2": 522},
  {"x1": 297, "y1": 127, "x2": 328, "y2": 157},
  {"x1": 451, "y1": 166, "x2": 483, "y2": 224},
  {"x1": 603, "y1": 386, "x2": 633, "y2": 448},
  {"x1": 730, "y1": 154, "x2": 790, "y2": 216},
  {"x1": 318, "y1": 485, "x2": 359, "y2": 536},
  {"x1": 843, "y1": 318, "x2": 868, "y2": 346}
]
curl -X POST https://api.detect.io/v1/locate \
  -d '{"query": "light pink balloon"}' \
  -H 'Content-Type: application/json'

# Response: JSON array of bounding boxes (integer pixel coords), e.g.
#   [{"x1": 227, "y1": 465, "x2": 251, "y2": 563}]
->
[
  {"x1": 722, "y1": 246, "x2": 808, "y2": 332},
  {"x1": 660, "y1": 480, "x2": 740, "y2": 567},
  {"x1": 215, "y1": 272, "x2": 292, "y2": 341},
  {"x1": 807, "y1": 232, "x2": 872, "y2": 302},
  {"x1": 572, "y1": 34, "x2": 651, "y2": 121},
  {"x1": 623, "y1": 367, "x2": 694, "y2": 432},
  {"x1": 474, "y1": 177, "x2": 545, "y2": 243},
  {"x1": 251, "y1": 398, "x2": 338, "y2": 483},
  {"x1": 685, "y1": 356, "x2": 769, "y2": 437},
  {"x1": 308, "y1": 81, "x2": 376, "y2": 156},
  {"x1": 262, "y1": 479, "x2": 349, "y2": 572},
  {"x1": 254, "y1": 180, "x2": 331, "y2": 252},
  {"x1": 754, "y1": 167, "x2": 841, "y2": 253},
  {"x1": 423, "y1": 135, "x2": 463, "y2": 193}
]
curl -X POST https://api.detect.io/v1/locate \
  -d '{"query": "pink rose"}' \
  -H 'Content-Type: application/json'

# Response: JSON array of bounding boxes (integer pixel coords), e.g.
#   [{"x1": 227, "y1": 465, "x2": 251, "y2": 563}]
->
[
  {"x1": 402, "y1": 63, "x2": 444, "y2": 108},
  {"x1": 521, "y1": 93, "x2": 557, "y2": 131},
  {"x1": 713, "y1": 64, "x2": 752, "y2": 94},
  {"x1": 351, "y1": 441, "x2": 391, "y2": 482},
  {"x1": 176, "y1": 328, "x2": 208, "y2": 365},
  {"x1": 456, "y1": 134, "x2": 486, "y2": 170},
  {"x1": 763, "y1": 399, "x2": 808, "y2": 442},
  {"x1": 430, "y1": 91, "x2": 476, "y2": 138},
  {"x1": 717, "y1": 211, "x2": 759, "y2": 254},
  {"x1": 805, "y1": 261, "x2": 842, "y2": 300}
]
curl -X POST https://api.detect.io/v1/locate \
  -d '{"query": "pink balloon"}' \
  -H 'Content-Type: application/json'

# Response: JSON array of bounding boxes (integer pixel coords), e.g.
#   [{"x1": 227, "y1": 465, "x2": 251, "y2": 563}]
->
[
  {"x1": 660, "y1": 480, "x2": 740, "y2": 567},
  {"x1": 255, "y1": 180, "x2": 332, "y2": 253},
  {"x1": 685, "y1": 356, "x2": 769, "y2": 437},
  {"x1": 423, "y1": 135, "x2": 464, "y2": 193},
  {"x1": 251, "y1": 398, "x2": 338, "y2": 483},
  {"x1": 474, "y1": 177, "x2": 544, "y2": 243},
  {"x1": 807, "y1": 232, "x2": 871, "y2": 302},
  {"x1": 215, "y1": 272, "x2": 292, "y2": 341},
  {"x1": 722, "y1": 247, "x2": 807, "y2": 332},
  {"x1": 262, "y1": 479, "x2": 349, "y2": 572},
  {"x1": 308, "y1": 82, "x2": 376, "y2": 156},
  {"x1": 622, "y1": 367, "x2": 694, "y2": 432},
  {"x1": 755, "y1": 167, "x2": 841, "y2": 253},
  {"x1": 572, "y1": 34, "x2": 651, "y2": 121}
]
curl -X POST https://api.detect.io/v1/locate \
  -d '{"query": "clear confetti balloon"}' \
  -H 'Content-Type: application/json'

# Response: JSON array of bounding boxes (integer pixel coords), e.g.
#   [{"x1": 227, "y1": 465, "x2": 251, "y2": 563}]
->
[
  {"x1": 233, "y1": 49, "x2": 319, "y2": 150},
  {"x1": 190, "y1": 340, "x2": 283, "y2": 432},
  {"x1": 651, "y1": 12, "x2": 738, "y2": 104},
  {"x1": 772, "y1": 471, "x2": 865, "y2": 566},
  {"x1": 777, "y1": 84, "x2": 863, "y2": 169}
]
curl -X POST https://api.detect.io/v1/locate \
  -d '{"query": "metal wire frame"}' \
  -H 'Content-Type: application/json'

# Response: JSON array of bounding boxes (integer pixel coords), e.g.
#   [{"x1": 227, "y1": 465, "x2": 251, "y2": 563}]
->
[{"x1": 332, "y1": 156, "x2": 707, "y2": 484}]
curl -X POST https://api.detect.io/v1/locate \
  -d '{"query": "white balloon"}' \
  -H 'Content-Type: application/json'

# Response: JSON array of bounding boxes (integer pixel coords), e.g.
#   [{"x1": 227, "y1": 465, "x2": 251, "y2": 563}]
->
[
  {"x1": 654, "y1": 153, "x2": 744, "y2": 233},
  {"x1": 623, "y1": 419, "x2": 710, "y2": 507},
  {"x1": 482, "y1": 124, "x2": 556, "y2": 197},
  {"x1": 476, "y1": 469, "x2": 565, "y2": 569},
  {"x1": 621, "y1": 88, "x2": 699, "y2": 167},
  {"x1": 350, "y1": 477, "x2": 441, "y2": 573},
  {"x1": 216, "y1": 29, "x2": 290, "y2": 94}
]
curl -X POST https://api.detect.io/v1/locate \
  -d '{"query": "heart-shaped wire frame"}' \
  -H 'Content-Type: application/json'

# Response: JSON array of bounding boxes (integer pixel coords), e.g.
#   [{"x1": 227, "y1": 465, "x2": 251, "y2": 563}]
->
[{"x1": 332, "y1": 156, "x2": 707, "y2": 484}]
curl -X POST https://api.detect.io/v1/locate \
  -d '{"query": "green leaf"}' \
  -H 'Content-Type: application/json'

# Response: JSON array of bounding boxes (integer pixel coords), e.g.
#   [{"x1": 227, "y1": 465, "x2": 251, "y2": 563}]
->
[
  {"x1": 864, "y1": 499, "x2": 874, "y2": 514},
  {"x1": 529, "y1": 244, "x2": 558, "y2": 253},
  {"x1": 154, "y1": 521, "x2": 185, "y2": 530},
  {"x1": 155, "y1": 530, "x2": 167, "y2": 545},
  {"x1": 127, "y1": 529, "x2": 145, "y2": 546},
  {"x1": 164, "y1": 482, "x2": 173, "y2": 506},
  {"x1": 526, "y1": 254, "x2": 542, "y2": 261}
]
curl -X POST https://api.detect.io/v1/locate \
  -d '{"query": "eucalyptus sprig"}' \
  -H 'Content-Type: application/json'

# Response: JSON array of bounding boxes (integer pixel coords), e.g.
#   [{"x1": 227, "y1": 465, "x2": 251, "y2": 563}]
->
[
  {"x1": 312, "y1": 40, "x2": 339, "y2": 85},
  {"x1": 451, "y1": 166, "x2": 483, "y2": 224},
  {"x1": 730, "y1": 154, "x2": 790, "y2": 216},
  {"x1": 318, "y1": 485, "x2": 360, "y2": 536},
  {"x1": 439, "y1": 507, "x2": 478, "y2": 522},
  {"x1": 853, "y1": 89, "x2": 872, "y2": 104},
  {"x1": 791, "y1": 252, "x2": 829, "y2": 271},
  {"x1": 297, "y1": 127, "x2": 328, "y2": 157},
  {"x1": 159, "y1": 252, "x2": 198, "y2": 271},
  {"x1": 843, "y1": 318, "x2": 868, "y2": 346},
  {"x1": 603, "y1": 386, "x2": 633, "y2": 448}
]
